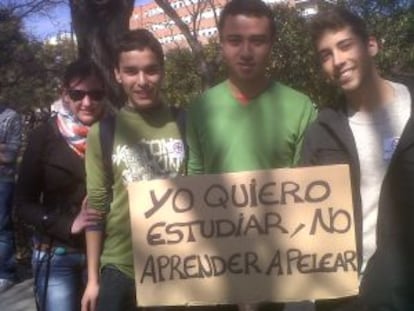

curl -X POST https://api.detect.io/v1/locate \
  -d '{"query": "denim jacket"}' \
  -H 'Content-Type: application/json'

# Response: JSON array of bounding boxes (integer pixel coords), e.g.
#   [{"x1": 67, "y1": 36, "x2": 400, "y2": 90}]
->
[{"x1": 0, "y1": 105, "x2": 22, "y2": 182}]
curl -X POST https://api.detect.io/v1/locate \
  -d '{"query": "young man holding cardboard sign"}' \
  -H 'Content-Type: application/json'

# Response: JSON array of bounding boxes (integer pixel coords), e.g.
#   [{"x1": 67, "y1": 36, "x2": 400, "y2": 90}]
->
[
  {"x1": 301, "y1": 7, "x2": 414, "y2": 311},
  {"x1": 186, "y1": 0, "x2": 316, "y2": 175},
  {"x1": 186, "y1": 0, "x2": 316, "y2": 310}
]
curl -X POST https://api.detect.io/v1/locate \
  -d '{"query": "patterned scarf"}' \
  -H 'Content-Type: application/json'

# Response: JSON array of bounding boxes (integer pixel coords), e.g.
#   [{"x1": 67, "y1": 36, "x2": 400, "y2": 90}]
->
[{"x1": 56, "y1": 102, "x2": 90, "y2": 157}]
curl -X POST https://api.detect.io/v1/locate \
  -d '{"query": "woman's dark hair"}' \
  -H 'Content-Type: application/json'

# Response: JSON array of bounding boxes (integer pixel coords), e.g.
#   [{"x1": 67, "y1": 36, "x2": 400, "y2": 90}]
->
[{"x1": 62, "y1": 59, "x2": 105, "y2": 89}]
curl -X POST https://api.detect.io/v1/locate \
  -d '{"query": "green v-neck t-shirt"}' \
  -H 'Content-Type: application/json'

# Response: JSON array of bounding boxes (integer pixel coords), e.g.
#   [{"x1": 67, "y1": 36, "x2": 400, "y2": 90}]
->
[{"x1": 187, "y1": 80, "x2": 316, "y2": 174}]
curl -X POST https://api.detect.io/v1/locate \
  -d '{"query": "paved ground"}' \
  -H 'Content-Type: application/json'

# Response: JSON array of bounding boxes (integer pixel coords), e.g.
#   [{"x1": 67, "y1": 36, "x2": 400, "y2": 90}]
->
[
  {"x1": 0, "y1": 263, "x2": 314, "y2": 311},
  {"x1": 0, "y1": 281, "x2": 314, "y2": 311},
  {"x1": 0, "y1": 278, "x2": 37, "y2": 311},
  {"x1": 0, "y1": 261, "x2": 37, "y2": 311}
]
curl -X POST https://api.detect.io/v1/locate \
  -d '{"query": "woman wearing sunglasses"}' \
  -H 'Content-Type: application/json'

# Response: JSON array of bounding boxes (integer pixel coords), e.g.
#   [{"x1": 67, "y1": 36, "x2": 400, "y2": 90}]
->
[{"x1": 15, "y1": 59, "x2": 105, "y2": 311}]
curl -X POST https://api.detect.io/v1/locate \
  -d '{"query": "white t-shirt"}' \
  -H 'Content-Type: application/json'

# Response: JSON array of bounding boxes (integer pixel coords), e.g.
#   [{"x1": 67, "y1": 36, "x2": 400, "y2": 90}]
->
[{"x1": 348, "y1": 81, "x2": 411, "y2": 275}]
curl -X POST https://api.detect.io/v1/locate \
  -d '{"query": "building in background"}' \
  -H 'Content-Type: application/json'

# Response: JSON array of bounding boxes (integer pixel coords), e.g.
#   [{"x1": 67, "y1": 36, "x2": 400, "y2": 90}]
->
[{"x1": 130, "y1": 0, "x2": 329, "y2": 50}]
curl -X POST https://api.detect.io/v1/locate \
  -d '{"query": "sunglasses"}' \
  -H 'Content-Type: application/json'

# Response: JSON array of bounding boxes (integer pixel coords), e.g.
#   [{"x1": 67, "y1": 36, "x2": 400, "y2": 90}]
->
[{"x1": 68, "y1": 89, "x2": 105, "y2": 101}]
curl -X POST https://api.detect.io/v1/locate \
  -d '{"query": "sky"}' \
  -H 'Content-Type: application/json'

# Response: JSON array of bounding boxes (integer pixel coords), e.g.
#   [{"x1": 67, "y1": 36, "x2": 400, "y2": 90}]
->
[{"x1": 23, "y1": 0, "x2": 152, "y2": 40}]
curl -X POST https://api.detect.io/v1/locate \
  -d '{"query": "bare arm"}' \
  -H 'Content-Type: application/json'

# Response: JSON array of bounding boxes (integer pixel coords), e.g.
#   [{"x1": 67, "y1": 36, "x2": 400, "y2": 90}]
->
[
  {"x1": 81, "y1": 229, "x2": 104, "y2": 311},
  {"x1": 82, "y1": 122, "x2": 111, "y2": 311}
]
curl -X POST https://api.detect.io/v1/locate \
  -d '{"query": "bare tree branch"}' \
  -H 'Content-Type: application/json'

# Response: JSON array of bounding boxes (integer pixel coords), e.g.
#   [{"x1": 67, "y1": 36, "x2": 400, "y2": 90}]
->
[
  {"x1": 1, "y1": 0, "x2": 66, "y2": 19},
  {"x1": 154, "y1": 0, "x2": 201, "y2": 53},
  {"x1": 154, "y1": 0, "x2": 218, "y2": 88},
  {"x1": 207, "y1": 0, "x2": 225, "y2": 29}
]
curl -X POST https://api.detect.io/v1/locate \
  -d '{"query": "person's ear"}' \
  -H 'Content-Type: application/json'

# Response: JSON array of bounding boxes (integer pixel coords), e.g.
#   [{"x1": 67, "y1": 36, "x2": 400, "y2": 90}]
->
[
  {"x1": 114, "y1": 67, "x2": 122, "y2": 84},
  {"x1": 367, "y1": 36, "x2": 379, "y2": 57},
  {"x1": 61, "y1": 87, "x2": 69, "y2": 103}
]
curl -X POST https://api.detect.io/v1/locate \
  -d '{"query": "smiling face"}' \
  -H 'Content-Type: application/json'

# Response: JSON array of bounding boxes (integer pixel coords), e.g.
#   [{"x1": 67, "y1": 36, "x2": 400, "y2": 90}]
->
[
  {"x1": 220, "y1": 14, "x2": 272, "y2": 88},
  {"x1": 316, "y1": 26, "x2": 378, "y2": 94},
  {"x1": 114, "y1": 48, "x2": 163, "y2": 111},
  {"x1": 62, "y1": 75, "x2": 104, "y2": 126}
]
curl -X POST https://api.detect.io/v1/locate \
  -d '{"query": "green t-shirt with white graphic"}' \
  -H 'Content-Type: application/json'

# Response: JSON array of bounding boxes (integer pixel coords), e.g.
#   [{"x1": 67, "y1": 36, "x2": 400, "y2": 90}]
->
[{"x1": 86, "y1": 105, "x2": 185, "y2": 279}]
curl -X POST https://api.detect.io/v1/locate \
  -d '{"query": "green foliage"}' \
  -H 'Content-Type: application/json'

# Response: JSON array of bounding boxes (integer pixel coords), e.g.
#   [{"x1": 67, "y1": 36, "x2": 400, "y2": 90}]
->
[
  {"x1": 0, "y1": 9, "x2": 24, "y2": 68},
  {"x1": 0, "y1": 8, "x2": 76, "y2": 113},
  {"x1": 270, "y1": 4, "x2": 338, "y2": 107},
  {"x1": 163, "y1": 48, "x2": 201, "y2": 108},
  {"x1": 163, "y1": 40, "x2": 225, "y2": 108},
  {"x1": 203, "y1": 38, "x2": 227, "y2": 85}
]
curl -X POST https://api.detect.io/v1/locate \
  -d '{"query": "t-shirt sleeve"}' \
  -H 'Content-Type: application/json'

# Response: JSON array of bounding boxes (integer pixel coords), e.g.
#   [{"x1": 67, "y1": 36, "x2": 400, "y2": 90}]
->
[
  {"x1": 292, "y1": 97, "x2": 317, "y2": 166},
  {"x1": 186, "y1": 100, "x2": 204, "y2": 175},
  {"x1": 86, "y1": 122, "x2": 111, "y2": 212}
]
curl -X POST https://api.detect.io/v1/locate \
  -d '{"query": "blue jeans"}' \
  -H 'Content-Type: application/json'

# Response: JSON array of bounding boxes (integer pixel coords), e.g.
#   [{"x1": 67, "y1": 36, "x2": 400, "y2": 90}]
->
[
  {"x1": 0, "y1": 181, "x2": 16, "y2": 280},
  {"x1": 32, "y1": 249, "x2": 86, "y2": 311}
]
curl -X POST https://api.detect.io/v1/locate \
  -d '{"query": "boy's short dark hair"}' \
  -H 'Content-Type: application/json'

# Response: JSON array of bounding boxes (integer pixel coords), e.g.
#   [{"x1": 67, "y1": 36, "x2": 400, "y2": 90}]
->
[
  {"x1": 114, "y1": 29, "x2": 164, "y2": 68},
  {"x1": 63, "y1": 59, "x2": 104, "y2": 89},
  {"x1": 310, "y1": 6, "x2": 369, "y2": 45},
  {"x1": 218, "y1": 0, "x2": 276, "y2": 39}
]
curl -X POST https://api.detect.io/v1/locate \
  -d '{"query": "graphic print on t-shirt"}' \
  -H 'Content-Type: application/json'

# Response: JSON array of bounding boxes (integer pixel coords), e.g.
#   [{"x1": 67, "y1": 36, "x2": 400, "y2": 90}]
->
[{"x1": 112, "y1": 138, "x2": 184, "y2": 184}]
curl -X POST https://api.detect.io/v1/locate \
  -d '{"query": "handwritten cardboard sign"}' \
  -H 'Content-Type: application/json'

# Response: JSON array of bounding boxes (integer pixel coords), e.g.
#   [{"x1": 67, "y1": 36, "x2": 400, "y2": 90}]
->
[{"x1": 128, "y1": 165, "x2": 358, "y2": 307}]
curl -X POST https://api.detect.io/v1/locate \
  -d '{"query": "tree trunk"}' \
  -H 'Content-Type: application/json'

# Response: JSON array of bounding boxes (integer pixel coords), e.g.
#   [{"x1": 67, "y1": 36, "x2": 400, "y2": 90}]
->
[{"x1": 69, "y1": 0, "x2": 134, "y2": 107}]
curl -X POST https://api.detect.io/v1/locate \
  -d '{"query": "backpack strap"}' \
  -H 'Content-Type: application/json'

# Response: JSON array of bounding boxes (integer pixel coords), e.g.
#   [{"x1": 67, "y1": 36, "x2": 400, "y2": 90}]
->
[{"x1": 99, "y1": 114, "x2": 116, "y2": 204}]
